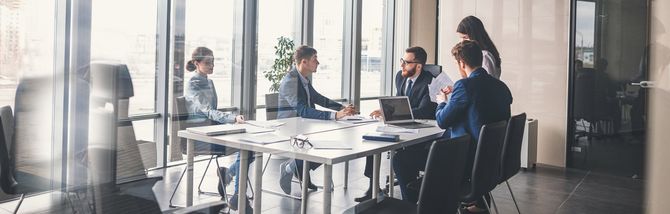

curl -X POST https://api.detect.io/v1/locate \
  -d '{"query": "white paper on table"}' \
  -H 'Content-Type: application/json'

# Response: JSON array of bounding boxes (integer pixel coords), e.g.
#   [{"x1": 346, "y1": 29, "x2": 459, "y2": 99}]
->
[
  {"x1": 246, "y1": 120, "x2": 286, "y2": 128},
  {"x1": 338, "y1": 115, "x2": 379, "y2": 124},
  {"x1": 428, "y1": 72, "x2": 455, "y2": 103},
  {"x1": 310, "y1": 140, "x2": 353, "y2": 150},
  {"x1": 375, "y1": 125, "x2": 419, "y2": 134}
]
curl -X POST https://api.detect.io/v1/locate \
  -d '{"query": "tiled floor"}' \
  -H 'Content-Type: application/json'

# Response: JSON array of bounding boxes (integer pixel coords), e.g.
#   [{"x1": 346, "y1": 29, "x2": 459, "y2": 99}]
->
[{"x1": 0, "y1": 154, "x2": 644, "y2": 213}]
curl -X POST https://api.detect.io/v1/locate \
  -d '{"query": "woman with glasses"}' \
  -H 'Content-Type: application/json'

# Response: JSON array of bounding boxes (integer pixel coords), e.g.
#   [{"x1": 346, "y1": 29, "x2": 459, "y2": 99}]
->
[
  {"x1": 185, "y1": 46, "x2": 253, "y2": 212},
  {"x1": 457, "y1": 15, "x2": 502, "y2": 79}
]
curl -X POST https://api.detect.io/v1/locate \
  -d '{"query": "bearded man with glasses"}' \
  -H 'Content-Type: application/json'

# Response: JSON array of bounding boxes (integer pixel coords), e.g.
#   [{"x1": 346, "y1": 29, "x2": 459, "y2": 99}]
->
[{"x1": 355, "y1": 46, "x2": 438, "y2": 203}]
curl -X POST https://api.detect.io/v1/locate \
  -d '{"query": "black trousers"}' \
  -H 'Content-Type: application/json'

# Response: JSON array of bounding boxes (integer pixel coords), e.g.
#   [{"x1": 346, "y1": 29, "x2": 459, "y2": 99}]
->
[{"x1": 361, "y1": 142, "x2": 431, "y2": 202}]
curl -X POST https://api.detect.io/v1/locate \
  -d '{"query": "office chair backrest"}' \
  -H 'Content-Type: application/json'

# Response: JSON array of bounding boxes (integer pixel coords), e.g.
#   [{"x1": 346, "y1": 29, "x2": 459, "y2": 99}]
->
[
  {"x1": 469, "y1": 120, "x2": 507, "y2": 198},
  {"x1": 423, "y1": 64, "x2": 442, "y2": 78},
  {"x1": 500, "y1": 113, "x2": 527, "y2": 182},
  {"x1": 0, "y1": 106, "x2": 18, "y2": 195},
  {"x1": 417, "y1": 134, "x2": 471, "y2": 214},
  {"x1": 0, "y1": 106, "x2": 14, "y2": 156},
  {"x1": 174, "y1": 96, "x2": 234, "y2": 156},
  {"x1": 265, "y1": 93, "x2": 280, "y2": 120},
  {"x1": 175, "y1": 97, "x2": 208, "y2": 152}
]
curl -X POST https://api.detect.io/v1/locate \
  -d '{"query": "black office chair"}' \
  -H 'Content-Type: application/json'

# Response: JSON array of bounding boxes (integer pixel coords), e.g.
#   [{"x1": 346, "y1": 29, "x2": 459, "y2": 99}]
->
[
  {"x1": 169, "y1": 96, "x2": 245, "y2": 208},
  {"x1": 461, "y1": 120, "x2": 507, "y2": 214},
  {"x1": 423, "y1": 64, "x2": 443, "y2": 78},
  {"x1": 499, "y1": 113, "x2": 527, "y2": 214},
  {"x1": 0, "y1": 106, "x2": 24, "y2": 214},
  {"x1": 350, "y1": 135, "x2": 471, "y2": 214}
]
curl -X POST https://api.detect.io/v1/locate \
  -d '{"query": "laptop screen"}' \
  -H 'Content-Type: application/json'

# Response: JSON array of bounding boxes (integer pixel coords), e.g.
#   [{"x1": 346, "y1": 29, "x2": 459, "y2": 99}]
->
[{"x1": 379, "y1": 97, "x2": 413, "y2": 122}]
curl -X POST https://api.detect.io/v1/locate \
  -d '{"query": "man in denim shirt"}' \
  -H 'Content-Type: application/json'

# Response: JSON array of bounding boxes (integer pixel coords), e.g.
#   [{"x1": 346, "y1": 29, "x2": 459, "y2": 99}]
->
[{"x1": 277, "y1": 45, "x2": 355, "y2": 194}]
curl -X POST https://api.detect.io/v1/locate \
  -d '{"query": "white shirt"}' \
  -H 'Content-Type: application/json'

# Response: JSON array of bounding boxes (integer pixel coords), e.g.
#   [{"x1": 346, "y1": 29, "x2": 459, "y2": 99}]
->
[
  {"x1": 482, "y1": 50, "x2": 501, "y2": 79},
  {"x1": 404, "y1": 72, "x2": 419, "y2": 95}
]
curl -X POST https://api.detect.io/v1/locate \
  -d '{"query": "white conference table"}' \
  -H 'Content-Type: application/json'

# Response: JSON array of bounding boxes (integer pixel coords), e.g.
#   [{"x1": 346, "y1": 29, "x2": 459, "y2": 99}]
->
[{"x1": 177, "y1": 117, "x2": 444, "y2": 214}]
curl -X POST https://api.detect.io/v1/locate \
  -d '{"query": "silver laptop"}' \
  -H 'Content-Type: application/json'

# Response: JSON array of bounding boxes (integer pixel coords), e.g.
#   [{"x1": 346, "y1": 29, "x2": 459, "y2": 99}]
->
[{"x1": 379, "y1": 96, "x2": 434, "y2": 129}]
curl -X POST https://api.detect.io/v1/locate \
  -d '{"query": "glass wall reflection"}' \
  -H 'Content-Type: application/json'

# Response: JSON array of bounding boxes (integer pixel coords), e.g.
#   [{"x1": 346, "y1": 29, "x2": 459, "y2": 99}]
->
[{"x1": 570, "y1": 0, "x2": 649, "y2": 177}]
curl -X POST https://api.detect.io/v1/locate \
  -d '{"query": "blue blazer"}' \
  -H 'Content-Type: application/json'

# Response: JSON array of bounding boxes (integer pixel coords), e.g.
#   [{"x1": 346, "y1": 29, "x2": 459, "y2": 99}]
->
[
  {"x1": 436, "y1": 67, "x2": 512, "y2": 146},
  {"x1": 395, "y1": 69, "x2": 437, "y2": 120},
  {"x1": 278, "y1": 67, "x2": 344, "y2": 120}
]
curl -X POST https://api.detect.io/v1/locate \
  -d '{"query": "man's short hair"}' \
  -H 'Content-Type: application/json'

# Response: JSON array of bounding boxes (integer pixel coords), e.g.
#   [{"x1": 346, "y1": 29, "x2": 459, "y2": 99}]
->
[
  {"x1": 451, "y1": 40, "x2": 483, "y2": 67},
  {"x1": 405, "y1": 46, "x2": 428, "y2": 65},
  {"x1": 294, "y1": 45, "x2": 317, "y2": 64}
]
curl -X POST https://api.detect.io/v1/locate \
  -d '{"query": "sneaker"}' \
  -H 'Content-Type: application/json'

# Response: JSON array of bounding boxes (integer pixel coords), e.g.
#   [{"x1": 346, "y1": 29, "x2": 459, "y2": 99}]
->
[
  {"x1": 228, "y1": 194, "x2": 253, "y2": 214},
  {"x1": 217, "y1": 167, "x2": 233, "y2": 197},
  {"x1": 293, "y1": 166, "x2": 318, "y2": 190},
  {"x1": 279, "y1": 160, "x2": 295, "y2": 194},
  {"x1": 354, "y1": 188, "x2": 372, "y2": 202}
]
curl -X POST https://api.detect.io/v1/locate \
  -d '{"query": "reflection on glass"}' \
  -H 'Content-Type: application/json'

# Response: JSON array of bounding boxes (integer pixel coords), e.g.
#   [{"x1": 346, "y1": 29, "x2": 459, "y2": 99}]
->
[
  {"x1": 571, "y1": 0, "x2": 649, "y2": 177},
  {"x1": 0, "y1": 0, "x2": 55, "y2": 195},
  {"x1": 91, "y1": 0, "x2": 157, "y2": 115}
]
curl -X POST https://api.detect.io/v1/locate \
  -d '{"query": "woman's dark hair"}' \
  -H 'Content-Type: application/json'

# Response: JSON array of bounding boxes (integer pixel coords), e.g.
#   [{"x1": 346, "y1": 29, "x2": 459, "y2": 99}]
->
[
  {"x1": 186, "y1": 47, "x2": 214, "y2": 72},
  {"x1": 457, "y1": 16, "x2": 501, "y2": 68}
]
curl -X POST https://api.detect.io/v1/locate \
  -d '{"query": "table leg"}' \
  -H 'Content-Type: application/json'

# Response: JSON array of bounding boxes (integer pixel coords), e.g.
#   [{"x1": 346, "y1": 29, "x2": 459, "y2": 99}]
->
[
  {"x1": 344, "y1": 161, "x2": 349, "y2": 190},
  {"x1": 253, "y1": 153, "x2": 263, "y2": 214},
  {"x1": 238, "y1": 151, "x2": 249, "y2": 214},
  {"x1": 373, "y1": 153, "x2": 381, "y2": 200},
  {"x1": 389, "y1": 151, "x2": 395, "y2": 198},
  {"x1": 323, "y1": 164, "x2": 332, "y2": 214},
  {"x1": 300, "y1": 161, "x2": 310, "y2": 214},
  {"x1": 186, "y1": 139, "x2": 194, "y2": 206}
]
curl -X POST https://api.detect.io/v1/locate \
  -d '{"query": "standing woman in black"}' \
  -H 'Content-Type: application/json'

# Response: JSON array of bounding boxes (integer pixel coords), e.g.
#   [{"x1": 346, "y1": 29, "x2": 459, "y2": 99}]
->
[{"x1": 457, "y1": 15, "x2": 502, "y2": 79}]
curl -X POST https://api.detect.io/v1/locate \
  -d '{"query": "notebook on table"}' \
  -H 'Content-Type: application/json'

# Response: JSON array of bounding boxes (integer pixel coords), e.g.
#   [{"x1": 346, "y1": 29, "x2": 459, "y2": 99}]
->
[
  {"x1": 379, "y1": 96, "x2": 435, "y2": 129},
  {"x1": 186, "y1": 124, "x2": 246, "y2": 136}
]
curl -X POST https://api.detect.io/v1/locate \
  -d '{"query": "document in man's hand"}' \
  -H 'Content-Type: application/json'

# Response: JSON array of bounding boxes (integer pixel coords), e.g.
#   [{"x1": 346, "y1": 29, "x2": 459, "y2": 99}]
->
[
  {"x1": 428, "y1": 72, "x2": 454, "y2": 103},
  {"x1": 186, "y1": 124, "x2": 246, "y2": 136},
  {"x1": 239, "y1": 133, "x2": 290, "y2": 145}
]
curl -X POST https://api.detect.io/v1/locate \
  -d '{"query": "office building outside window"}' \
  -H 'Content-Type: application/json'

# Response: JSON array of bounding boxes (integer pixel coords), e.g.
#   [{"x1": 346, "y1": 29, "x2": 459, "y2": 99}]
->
[{"x1": 312, "y1": 1, "x2": 345, "y2": 100}]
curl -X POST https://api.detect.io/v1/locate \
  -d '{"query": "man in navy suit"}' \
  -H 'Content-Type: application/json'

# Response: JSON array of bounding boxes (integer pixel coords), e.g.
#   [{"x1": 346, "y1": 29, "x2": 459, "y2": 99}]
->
[
  {"x1": 435, "y1": 40, "x2": 512, "y2": 212},
  {"x1": 277, "y1": 45, "x2": 356, "y2": 194},
  {"x1": 355, "y1": 47, "x2": 438, "y2": 202}
]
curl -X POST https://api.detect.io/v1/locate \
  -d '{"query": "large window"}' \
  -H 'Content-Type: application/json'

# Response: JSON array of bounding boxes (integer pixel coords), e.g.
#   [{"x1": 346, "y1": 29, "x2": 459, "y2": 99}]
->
[
  {"x1": 183, "y1": 0, "x2": 235, "y2": 107},
  {"x1": 360, "y1": 0, "x2": 385, "y2": 98},
  {"x1": 0, "y1": 0, "x2": 56, "y2": 192},
  {"x1": 91, "y1": 0, "x2": 158, "y2": 116},
  {"x1": 256, "y1": 0, "x2": 298, "y2": 109},
  {"x1": 90, "y1": 0, "x2": 158, "y2": 175},
  {"x1": 312, "y1": 1, "x2": 345, "y2": 99}
]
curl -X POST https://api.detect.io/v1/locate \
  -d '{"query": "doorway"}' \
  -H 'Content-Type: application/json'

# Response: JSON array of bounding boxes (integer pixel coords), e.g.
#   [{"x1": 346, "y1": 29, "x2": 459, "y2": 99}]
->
[{"x1": 568, "y1": 0, "x2": 650, "y2": 178}]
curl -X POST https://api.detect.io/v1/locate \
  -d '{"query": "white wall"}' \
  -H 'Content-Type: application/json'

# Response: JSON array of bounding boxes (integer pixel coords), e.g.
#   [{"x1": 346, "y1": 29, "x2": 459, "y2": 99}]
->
[{"x1": 438, "y1": 0, "x2": 570, "y2": 167}]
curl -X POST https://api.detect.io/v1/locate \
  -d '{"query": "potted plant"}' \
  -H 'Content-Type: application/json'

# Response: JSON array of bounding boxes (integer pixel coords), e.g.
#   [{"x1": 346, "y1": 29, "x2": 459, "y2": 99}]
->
[{"x1": 263, "y1": 36, "x2": 294, "y2": 120}]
